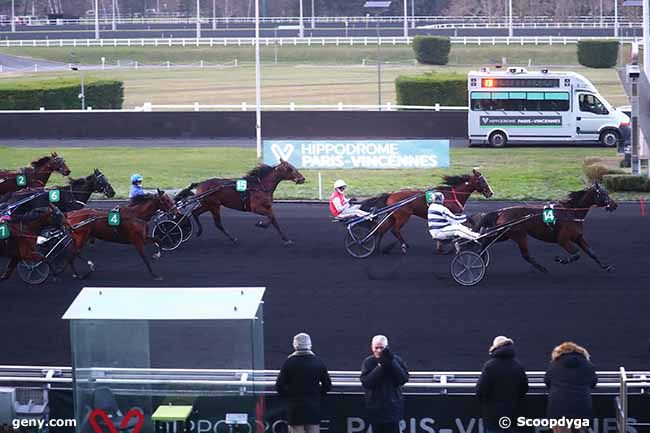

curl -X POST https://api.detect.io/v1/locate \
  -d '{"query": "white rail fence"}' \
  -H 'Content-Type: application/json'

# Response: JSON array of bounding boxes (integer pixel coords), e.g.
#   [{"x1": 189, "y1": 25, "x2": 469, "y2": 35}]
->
[{"x1": 0, "y1": 35, "x2": 644, "y2": 49}]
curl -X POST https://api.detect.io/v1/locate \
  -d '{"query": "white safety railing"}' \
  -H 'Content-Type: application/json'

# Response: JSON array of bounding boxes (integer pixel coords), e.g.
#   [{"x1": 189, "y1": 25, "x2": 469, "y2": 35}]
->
[
  {"x1": 134, "y1": 103, "x2": 469, "y2": 112},
  {"x1": 0, "y1": 15, "x2": 643, "y2": 27},
  {"x1": 615, "y1": 367, "x2": 650, "y2": 433},
  {"x1": 1, "y1": 365, "x2": 648, "y2": 395},
  {"x1": 0, "y1": 36, "x2": 644, "y2": 49}
]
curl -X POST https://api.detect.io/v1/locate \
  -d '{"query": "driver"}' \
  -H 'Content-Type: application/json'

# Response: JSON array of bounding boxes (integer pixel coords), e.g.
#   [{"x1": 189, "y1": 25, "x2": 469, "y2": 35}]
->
[
  {"x1": 329, "y1": 179, "x2": 369, "y2": 219},
  {"x1": 129, "y1": 174, "x2": 145, "y2": 199},
  {"x1": 427, "y1": 192, "x2": 480, "y2": 241}
]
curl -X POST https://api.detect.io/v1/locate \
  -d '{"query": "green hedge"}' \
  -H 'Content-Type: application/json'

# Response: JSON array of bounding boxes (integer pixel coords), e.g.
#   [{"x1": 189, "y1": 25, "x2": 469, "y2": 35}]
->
[
  {"x1": 603, "y1": 174, "x2": 650, "y2": 192},
  {"x1": 395, "y1": 72, "x2": 467, "y2": 106},
  {"x1": 412, "y1": 36, "x2": 451, "y2": 65},
  {"x1": 577, "y1": 40, "x2": 619, "y2": 68},
  {"x1": 0, "y1": 78, "x2": 123, "y2": 110}
]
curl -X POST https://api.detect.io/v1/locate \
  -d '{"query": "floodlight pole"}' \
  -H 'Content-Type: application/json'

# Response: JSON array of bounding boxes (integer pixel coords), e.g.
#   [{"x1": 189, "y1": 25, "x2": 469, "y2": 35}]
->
[
  {"x1": 196, "y1": 0, "x2": 201, "y2": 39},
  {"x1": 299, "y1": 0, "x2": 304, "y2": 37},
  {"x1": 644, "y1": 0, "x2": 649, "y2": 77},
  {"x1": 508, "y1": 0, "x2": 513, "y2": 38},
  {"x1": 410, "y1": 0, "x2": 415, "y2": 29},
  {"x1": 11, "y1": 0, "x2": 15, "y2": 32},
  {"x1": 255, "y1": 0, "x2": 262, "y2": 158},
  {"x1": 403, "y1": 0, "x2": 407, "y2": 37},
  {"x1": 112, "y1": 0, "x2": 116, "y2": 31},
  {"x1": 614, "y1": 0, "x2": 618, "y2": 37},
  {"x1": 94, "y1": 0, "x2": 100, "y2": 39},
  {"x1": 376, "y1": 20, "x2": 382, "y2": 109},
  {"x1": 212, "y1": 0, "x2": 216, "y2": 30},
  {"x1": 311, "y1": 0, "x2": 315, "y2": 29}
]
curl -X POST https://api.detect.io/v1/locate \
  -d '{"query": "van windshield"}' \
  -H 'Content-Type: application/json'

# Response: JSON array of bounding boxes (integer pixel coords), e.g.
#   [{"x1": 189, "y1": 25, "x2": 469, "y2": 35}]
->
[
  {"x1": 579, "y1": 94, "x2": 609, "y2": 115},
  {"x1": 470, "y1": 91, "x2": 569, "y2": 111}
]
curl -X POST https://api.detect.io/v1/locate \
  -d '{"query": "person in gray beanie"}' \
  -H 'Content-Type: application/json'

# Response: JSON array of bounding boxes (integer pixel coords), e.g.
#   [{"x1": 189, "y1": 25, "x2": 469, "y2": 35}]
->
[
  {"x1": 275, "y1": 333, "x2": 332, "y2": 433},
  {"x1": 476, "y1": 336, "x2": 529, "y2": 433}
]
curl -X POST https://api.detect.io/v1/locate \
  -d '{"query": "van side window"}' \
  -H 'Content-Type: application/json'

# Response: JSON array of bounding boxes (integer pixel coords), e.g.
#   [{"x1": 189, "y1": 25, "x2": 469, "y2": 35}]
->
[{"x1": 579, "y1": 94, "x2": 609, "y2": 115}]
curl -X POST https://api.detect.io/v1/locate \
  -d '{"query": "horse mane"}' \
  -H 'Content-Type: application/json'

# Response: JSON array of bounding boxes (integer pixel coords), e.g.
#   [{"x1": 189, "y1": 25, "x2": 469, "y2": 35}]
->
[
  {"x1": 559, "y1": 188, "x2": 589, "y2": 206},
  {"x1": 30, "y1": 156, "x2": 51, "y2": 168},
  {"x1": 245, "y1": 164, "x2": 275, "y2": 179},
  {"x1": 67, "y1": 176, "x2": 88, "y2": 188},
  {"x1": 129, "y1": 194, "x2": 156, "y2": 205},
  {"x1": 441, "y1": 174, "x2": 470, "y2": 187}
]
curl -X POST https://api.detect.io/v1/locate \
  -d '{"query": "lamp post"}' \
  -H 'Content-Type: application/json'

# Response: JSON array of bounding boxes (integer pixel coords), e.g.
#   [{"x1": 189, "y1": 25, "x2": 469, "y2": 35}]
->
[
  {"x1": 112, "y1": 0, "x2": 116, "y2": 31},
  {"x1": 212, "y1": 0, "x2": 216, "y2": 30},
  {"x1": 255, "y1": 0, "x2": 262, "y2": 158},
  {"x1": 299, "y1": 0, "x2": 304, "y2": 38},
  {"x1": 70, "y1": 66, "x2": 85, "y2": 110},
  {"x1": 402, "y1": 0, "x2": 407, "y2": 38},
  {"x1": 11, "y1": 0, "x2": 15, "y2": 33},
  {"x1": 196, "y1": 0, "x2": 201, "y2": 39},
  {"x1": 311, "y1": 0, "x2": 315, "y2": 29},
  {"x1": 364, "y1": 1, "x2": 392, "y2": 110},
  {"x1": 94, "y1": 0, "x2": 99, "y2": 39}
]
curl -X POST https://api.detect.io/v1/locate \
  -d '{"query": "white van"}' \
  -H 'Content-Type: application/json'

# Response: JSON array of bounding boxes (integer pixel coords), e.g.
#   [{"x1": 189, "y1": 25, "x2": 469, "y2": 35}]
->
[{"x1": 467, "y1": 67, "x2": 630, "y2": 147}]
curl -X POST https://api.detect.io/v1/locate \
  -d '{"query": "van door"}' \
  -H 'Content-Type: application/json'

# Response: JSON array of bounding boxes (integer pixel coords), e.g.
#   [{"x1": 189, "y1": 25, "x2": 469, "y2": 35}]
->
[{"x1": 576, "y1": 93, "x2": 609, "y2": 142}]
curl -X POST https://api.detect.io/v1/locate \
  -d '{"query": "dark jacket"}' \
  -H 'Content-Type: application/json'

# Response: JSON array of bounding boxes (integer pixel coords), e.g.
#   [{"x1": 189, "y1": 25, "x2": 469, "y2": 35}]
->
[
  {"x1": 360, "y1": 352, "x2": 410, "y2": 424},
  {"x1": 476, "y1": 343, "x2": 529, "y2": 429},
  {"x1": 544, "y1": 343, "x2": 598, "y2": 418},
  {"x1": 275, "y1": 352, "x2": 332, "y2": 426}
]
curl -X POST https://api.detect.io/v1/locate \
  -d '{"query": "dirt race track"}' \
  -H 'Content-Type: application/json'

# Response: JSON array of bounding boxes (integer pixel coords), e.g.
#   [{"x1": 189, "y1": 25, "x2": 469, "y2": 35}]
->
[{"x1": 0, "y1": 201, "x2": 648, "y2": 371}]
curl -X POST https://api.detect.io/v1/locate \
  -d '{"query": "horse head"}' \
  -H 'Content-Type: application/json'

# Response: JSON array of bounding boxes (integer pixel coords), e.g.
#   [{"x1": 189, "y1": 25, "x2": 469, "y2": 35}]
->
[
  {"x1": 93, "y1": 169, "x2": 116, "y2": 198},
  {"x1": 156, "y1": 189, "x2": 179, "y2": 215},
  {"x1": 591, "y1": 183, "x2": 617, "y2": 212},
  {"x1": 470, "y1": 168, "x2": 494, "y2": 198},
  {"x1": 276, "y1": 159, "x2": 305, "y2": 185},
  {"x1": 48, "y1": 153, "x2": 71, "y2": 176}
]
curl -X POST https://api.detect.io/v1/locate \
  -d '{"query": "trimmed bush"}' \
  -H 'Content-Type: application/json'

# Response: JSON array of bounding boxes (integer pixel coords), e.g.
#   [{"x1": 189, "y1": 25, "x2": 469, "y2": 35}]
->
[
  {"x1": 577, "y1": 40, "x2": 619, "y2": 68},
  {"x1": 412, "y1": 36, "x2": 451, "y2": 65},
  {"x1": 603, "y1": 174, "x2": 650, "y2": 192},
  {"x1": 395, "y1": 72, "x2": 467, "y2": 106},
  {"x1": 0, "y1": 78, "x2": 123, "y2": 110}
]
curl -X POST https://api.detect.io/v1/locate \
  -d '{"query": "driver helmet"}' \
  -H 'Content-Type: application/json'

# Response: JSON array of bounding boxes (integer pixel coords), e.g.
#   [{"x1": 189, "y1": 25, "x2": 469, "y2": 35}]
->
[
  {"x1": 432, "y1": 192, "x2": 445, "y2": 204},
  {"x1": 131, "y1": 173, "x2": 143, "y2": 185},
  {"x1": 334, "y1": 179, "x2": 347, "y2": 191}
]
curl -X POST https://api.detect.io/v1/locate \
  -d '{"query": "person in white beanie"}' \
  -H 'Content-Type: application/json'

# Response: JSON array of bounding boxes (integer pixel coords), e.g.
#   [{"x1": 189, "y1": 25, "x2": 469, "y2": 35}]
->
[
  {"x1": 275, "y1": 333, "x2": 332, "y2": 433},
  {"x1": 476, "y1": 335, "x2": 529, "y2": 433}
]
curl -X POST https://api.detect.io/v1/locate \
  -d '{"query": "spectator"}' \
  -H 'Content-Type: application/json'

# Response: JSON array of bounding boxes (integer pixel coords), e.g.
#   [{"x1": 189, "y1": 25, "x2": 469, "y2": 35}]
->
[
  {"x1": 360, "y1": 335, "x2": 410, "y2": 433},
  {"x1": 545, "y1": 342, "x2": 597, "y2": 433},
  {"x1": 476, "y1": 336, "x2": 529, "y2": 433},
  {"x1": 275, "y1": 333, "x2": 332, "y2": 433}
]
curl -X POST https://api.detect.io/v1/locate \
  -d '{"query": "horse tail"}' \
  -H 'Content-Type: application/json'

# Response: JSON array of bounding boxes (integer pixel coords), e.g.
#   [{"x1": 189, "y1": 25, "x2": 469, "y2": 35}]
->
[
  {"x1": 175, "y1": 183, "x2": 198, "y2": 202},
  {"x1": 359, "y1": 193, "x2": 389, "y2": 212},
  {"x1": 474, "y1": 210, "x2": 500, "y2": 231}
]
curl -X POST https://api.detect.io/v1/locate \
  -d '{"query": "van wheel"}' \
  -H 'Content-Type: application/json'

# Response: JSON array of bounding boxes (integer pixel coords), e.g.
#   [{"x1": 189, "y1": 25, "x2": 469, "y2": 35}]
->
[
  {"x1": 599, "y1": 129, "x2": 620, "y2": 147},
  {"x1": 488, "y1": 131, "x2": 507, "y2": 148}
]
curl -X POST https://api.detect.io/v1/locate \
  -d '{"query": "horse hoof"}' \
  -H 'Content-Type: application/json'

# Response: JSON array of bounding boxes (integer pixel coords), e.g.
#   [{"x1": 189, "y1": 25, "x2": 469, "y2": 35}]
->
[
  {"x1": 554, "y1": 256, "x2": 567, "y2": 264},
  {"x1": 605, "y1": 265, "x2": 615, "y2": 272},
  {"x1": 88, "y1": 261, "x2": 96, "y2": 272},
  {"x1": 255, "y1": 221, "x2": 268, "y2": 229},
  {"x1": 230, "y1": 237, "x2": 239, "y2": 244},
  {"x1": 152, "y1": 275, "x2": 163, "y2": 281},
  {"x1": 152, "y1": 252, "x2": 161, "y2": 260},
  {"x1": 284, "y1": 240, "x2": 294, "y2": 247},
  {"x1": 400, "y1": 245, "x2": 408, "y2": 255}
]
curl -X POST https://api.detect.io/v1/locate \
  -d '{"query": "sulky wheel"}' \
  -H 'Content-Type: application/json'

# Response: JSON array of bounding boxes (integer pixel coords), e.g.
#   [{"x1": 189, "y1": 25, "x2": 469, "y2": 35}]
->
[
  {"x1": 461, "y1": 242, "x2": 491, "y2": 268},
  {"x1": 451, "y1": 250, "x2": 486, "y2": 286},
  {"x1": 344, "y1": 224, "x2": 377, "y2": 259},
  {"x1": 175, "y1": 216, "x2": 193, "y2": 242},
  {"x1": 153, "y1": 220, "x2": 184, "y2": 251},
  {"x1": 17, "y1": 258, "x2": 50, "y2": 285}
]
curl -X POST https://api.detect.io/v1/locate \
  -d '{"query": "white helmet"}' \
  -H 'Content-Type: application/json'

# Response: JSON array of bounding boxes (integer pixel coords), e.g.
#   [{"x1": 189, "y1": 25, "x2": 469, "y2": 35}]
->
[
  {"x1": 432, "y1": 192, "x2": 445, "y2": 204},
  {"x1": 334, "y1": 179, "x2": 347, "y2": 190}
]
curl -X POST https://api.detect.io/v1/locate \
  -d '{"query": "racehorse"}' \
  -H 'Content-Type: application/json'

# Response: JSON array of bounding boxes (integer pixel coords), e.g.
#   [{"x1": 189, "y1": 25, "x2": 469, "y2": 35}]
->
[
  {"x1": 64, "y1": 190, "x2": 177, "y2": 280},
  {"x1": 0, "y1": 169, "x2": 115, "y2": 212},
  {"x1": 0, "y1": 153, "x2": 71, "y2": 195},
  {"x1": 180, "y1": 159, "x2": 306, "y2": 245},
  {"x1": 472, "y1": 183, "x2": 617, "y2": 274},
  {"x1": 361, "y1": 168, "x2": 494, "y2": 254},
  {"x1": 0, "y1": 205, "x2": 66, "y2": 281}
]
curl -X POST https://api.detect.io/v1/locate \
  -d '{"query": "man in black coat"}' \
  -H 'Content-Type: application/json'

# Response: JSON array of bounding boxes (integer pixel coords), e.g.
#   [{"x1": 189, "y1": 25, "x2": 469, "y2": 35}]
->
[
  {"x1": 476, "y1": 336, "x2": 529, "y2": 433},
  {"x1": 275, "y1": 333, "x2": 332, "y2": 433},
  {"x1": 545, "y1": 341, "x2": 597, "y2": 425},
  {"x1": 360, "y1": 335, "x2": 410, "y2": 433}
]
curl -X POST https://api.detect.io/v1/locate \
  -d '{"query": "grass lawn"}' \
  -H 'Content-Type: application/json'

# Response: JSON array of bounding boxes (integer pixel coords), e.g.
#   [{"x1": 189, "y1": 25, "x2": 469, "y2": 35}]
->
[
  {"x1": 1, "y1": 146, "x2": 637, "y2": 201},
  {"x1": 0, "y1": 44, "x2": 630, "y2": 107}
]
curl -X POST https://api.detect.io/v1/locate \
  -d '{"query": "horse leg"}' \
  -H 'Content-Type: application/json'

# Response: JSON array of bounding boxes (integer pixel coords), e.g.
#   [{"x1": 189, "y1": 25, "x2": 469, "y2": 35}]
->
[
  {"x1": 379, "y1": 217, "x2": 398, "y2": 254},
  {"x1": 255, "y1": 218, "x2": 271, "y2": 229},
  {"x1": 512, "y1": 234, "x2": 549, "y2": 274},
  {"x1": 253, "y1": 205, "x2": 292, "y2": 245},
  {"x1": 133, "y1": 235, "x2": 162, "y2": 280},
  {"x1": 554, "y1": 238, "x2": 581, "y2": 265},
  {"x1": 0, "y1": 257, "x2": 18, "y2": 281},
  {"x1": 575, "y1": 235, "x2": 614, "y2": 272},
  {"x1": 206, "y1": 204, "x2": 238, "y2": 243},
  {"x1": 390, "y1": 214, "x2": 410, "y2": 254},
  {"x1": 191, "y1": 204, "x2": 207, "y2": 237}
]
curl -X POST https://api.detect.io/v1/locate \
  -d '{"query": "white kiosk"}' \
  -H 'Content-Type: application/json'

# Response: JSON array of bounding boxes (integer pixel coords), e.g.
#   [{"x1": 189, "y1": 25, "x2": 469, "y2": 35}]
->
[{"x1": 63, "y1": 287, "x2": 265, "y2": 433}]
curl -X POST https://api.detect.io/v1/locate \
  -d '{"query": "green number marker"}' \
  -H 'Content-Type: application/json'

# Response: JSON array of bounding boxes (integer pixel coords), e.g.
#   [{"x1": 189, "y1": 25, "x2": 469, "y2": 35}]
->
[
  {"x1": 108, "y1": 211, "x2": 121, "y2": 227},
  {"x1": 425, "y1": 190, "x2": 435, "y2": 204},
  {"x1": 236, "y1": 179, "x2": 247, "y2": 192},
  {"x1": 0, "y1": 223, "x2": 9, "y2": 240},
  {"x1": 542, "y1": 207, "x2": 555, "y2": 224},
  {"x1": 48, "y1": 189, "x2": 60, "y2": 203},
  {"x1": 16, "y1": 175, "x2": 27, "y2": 187}
]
